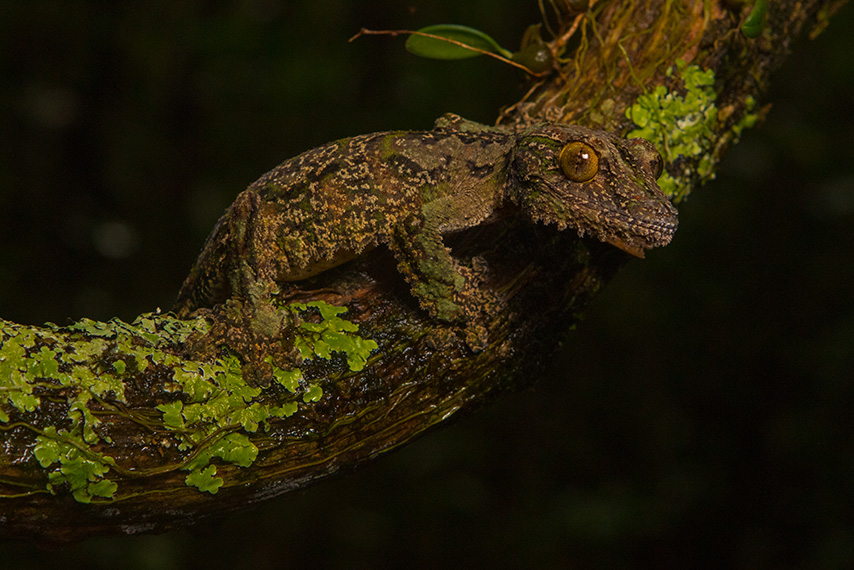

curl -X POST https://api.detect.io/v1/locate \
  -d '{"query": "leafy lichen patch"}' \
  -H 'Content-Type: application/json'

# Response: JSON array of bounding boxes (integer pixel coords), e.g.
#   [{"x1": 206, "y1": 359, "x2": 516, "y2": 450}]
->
[
  {"x1": 626, "y1": 60, "x2": 760, "y2": 202},
  {"x1": 626, "y1": 60, "x2": 718, "y2": 202},
  {"x1": 33, "y1": 426, "x2": 118, "y2": 503},
  {"x1": 291, "y1": 301, "x2": 378, "y2": 371},
  {"x1": 1, "y1": 301, "x2": 378, "y2": 501}
]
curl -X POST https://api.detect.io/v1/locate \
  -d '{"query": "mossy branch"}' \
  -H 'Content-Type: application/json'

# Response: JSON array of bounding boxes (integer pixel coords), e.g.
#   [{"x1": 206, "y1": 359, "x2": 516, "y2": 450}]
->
[{"x1": 0, "y1": 0, "x2": 846, "y2": 543}]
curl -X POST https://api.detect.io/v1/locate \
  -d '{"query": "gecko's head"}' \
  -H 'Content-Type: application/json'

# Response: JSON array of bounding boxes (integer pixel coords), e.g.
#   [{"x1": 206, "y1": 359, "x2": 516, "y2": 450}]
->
[{"x1": 510, "y1": 123, "x2": 678, "y2": 257}]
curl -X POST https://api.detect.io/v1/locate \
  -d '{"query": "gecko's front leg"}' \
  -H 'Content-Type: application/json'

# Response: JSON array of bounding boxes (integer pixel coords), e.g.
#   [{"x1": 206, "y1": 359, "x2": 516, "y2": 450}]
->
[
  {"x1": 388, "y1": 223, "x2": 491, "y2": 349},
  {"x1": 387, "y1": 181, "x2": 505, "y2": 350}
]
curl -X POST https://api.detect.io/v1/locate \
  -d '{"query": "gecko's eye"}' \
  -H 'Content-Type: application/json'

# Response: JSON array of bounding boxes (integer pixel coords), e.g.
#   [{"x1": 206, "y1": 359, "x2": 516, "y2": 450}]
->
[
  {"x1": 651, "y1": 153, "x2": 664, "y2": 179},
  {"x1": 625, "y1": 137, "x2": 664, "y2": 179},
  {"x1": 559, "y1": 141, "x2": 599, "y2": 183}
]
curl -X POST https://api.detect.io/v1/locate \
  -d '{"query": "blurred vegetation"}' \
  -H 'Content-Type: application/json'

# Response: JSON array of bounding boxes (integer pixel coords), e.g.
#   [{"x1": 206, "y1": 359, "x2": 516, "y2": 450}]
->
[{"x1": 1, "y1": 0, "x2": 853, "y2": 568}]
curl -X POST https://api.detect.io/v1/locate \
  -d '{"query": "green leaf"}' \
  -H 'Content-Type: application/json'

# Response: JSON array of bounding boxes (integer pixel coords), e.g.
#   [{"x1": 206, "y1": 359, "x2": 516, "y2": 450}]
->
[
  {"x1": 88, "y1": 479, "x2": 118, "y2": 499},
  {"x1": 269, "y1": 402, "x2": 299, "y2": 418},
  {"x1": 173, "y1": 365, "x2": 215, "y2": 401},
  {"x1": 37, "y1": 428, "x2": 118, "y2": 502},
  {"x1": 30, "y1": 346, "x2": 59, "y2": 378},
  {"x1": 307, "y1": 301, "x2": 347, "y2": 320},
  {"x1": 34, "y1": 433, "x2": 61, "y2": 467},
  {"x1": 210, "y1": 432, "x2": 258, "y2": 467},
  {"x1": 8, "y1": 389, "x2": 40, "y2": 413},
  {"x1": 272, "y1": 367, "x2": 302, "y2": 392},
  {"x1": 405, "y1": 24, "x2": 513, "y2": 60},
  {"x1": 230, "y1": 402, "x2": 268, "y2": 433},
  {"x1": 186, "y1": 465, "x2": 222, "y2": 494},
  {"x1": 303, "y1": 385, "x2": 323, "y2": 403},
  {"x1": 742, "y1": 0, "x2": 767, "y2": 38},
  {"x1": 157, "y1": 400, "x2": 185, "y2": 429}
]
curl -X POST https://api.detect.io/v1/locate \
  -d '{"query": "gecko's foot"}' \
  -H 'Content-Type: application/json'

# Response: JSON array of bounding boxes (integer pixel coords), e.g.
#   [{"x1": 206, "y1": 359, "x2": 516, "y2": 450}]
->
[
  {"x1": 423, "y1": 318, "x2": 488, "y2": 352},
  {"x1": 455, "y1": 263, "x2": 499, "y2": 351},
  {"x1": 470, "y1": 255, "x2": 490, "y2": 279},
  {"x1": 410, "y1": 256, "x2": 500, "y2": 353},
  {"x1": 187, "y1": 297, "x2": 301, "y2": 387},
  {"x1": 463, "y1": 322, "x2": 489, "y2": 352}
]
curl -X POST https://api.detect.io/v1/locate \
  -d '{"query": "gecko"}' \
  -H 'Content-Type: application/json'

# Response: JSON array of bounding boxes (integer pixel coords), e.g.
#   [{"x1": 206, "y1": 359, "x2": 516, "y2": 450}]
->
[{"x1": 174, "y1": 114, "x2": 678, "y2": 379}]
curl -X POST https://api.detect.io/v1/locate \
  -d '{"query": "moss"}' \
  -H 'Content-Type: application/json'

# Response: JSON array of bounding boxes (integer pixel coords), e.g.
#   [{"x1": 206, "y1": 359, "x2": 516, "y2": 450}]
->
[
  {"x1": 182, "y1": 432, "x2": 259, "y2": 494},
  {"x1": 1, "y1": 301, "x2": 378, "y2": 501},
  {"x1": 302, "y1": 385, "x2": 323, "y2": 403},
  {"x1": 157, "y1": 300, "x2": 377, "y2": 494}
]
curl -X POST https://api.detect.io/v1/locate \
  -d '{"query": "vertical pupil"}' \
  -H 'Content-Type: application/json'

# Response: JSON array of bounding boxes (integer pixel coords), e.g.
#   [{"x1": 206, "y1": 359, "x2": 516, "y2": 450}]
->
[
  {"x1": 559, "y1": 141, "x2": 598, "y2": 182},
  {"x1": 574, "y1": 150, "x2": 590, "y2": 174}
]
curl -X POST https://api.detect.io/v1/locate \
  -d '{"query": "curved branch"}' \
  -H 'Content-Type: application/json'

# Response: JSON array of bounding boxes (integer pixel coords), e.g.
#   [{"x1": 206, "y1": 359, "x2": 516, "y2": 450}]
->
[{"x1": 0, "y1": 0, "x2": 846, "y2": 543}]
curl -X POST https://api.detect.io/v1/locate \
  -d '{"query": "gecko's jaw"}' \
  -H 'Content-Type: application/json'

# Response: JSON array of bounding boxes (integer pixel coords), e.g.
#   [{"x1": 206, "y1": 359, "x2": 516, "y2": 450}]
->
[
  {"x1": 621, "y1": 198, "x2": 679, "y2": 249},
  {"x1": 586, "y1": 203, "x2": 678, "y2": 253},
  {"x1": 605, "y1": 235, "x2": 646, "y2": 258}
]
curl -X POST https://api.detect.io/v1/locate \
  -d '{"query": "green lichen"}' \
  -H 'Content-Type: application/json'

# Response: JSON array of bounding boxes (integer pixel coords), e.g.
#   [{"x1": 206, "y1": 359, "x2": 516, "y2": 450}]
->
[
  {"x1": 0, "y1": 325, "x2": 43, "y2": 419},
  {"x1": 291, "y1": 301, "x2": 378, "y2": 371},
  {"x1": 626, "y1": 60, "x2": 718, "y2": 202},
  {"x1": 625, "y1": 61, "x2": 761, "y2": 202},
  {"x1": 154, "y1": 351, "x2": 280, "y2": 493},
  {"x1": 3, "y1": 313, "x2": 211, "y2": 500},
  {"x1": 2, "y1": 300, "x2": 378, "y2": 500},
  {"x1": 33, "y1": 427, "x2": 118, "y2": 503},
  {"x1": 303, "y1": 385, "x2": 323, "y2": 403},
  {"x1": 182, "y1": 432, "x2": 259, "y2": 494},
  {"x1": 164, "y1": 300, "x2": 377, "y2": 494}
]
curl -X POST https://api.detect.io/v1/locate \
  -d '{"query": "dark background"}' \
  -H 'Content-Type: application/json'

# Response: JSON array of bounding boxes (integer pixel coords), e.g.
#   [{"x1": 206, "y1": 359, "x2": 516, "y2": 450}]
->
[{"x1": 2, "y1": 1, "x2": 853, "y2": 568}]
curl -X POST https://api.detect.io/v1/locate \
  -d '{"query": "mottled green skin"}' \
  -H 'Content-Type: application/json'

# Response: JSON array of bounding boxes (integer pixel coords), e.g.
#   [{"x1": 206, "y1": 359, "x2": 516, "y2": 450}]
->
[{"x1": 175, "y1": 113, "x2": 677, "y2": 354}]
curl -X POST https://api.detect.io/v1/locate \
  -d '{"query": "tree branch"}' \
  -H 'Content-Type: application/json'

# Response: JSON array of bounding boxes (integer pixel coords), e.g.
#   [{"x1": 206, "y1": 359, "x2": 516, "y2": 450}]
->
[{"x1": 0, "y1": 0, "x2": 847, "y2": 543}]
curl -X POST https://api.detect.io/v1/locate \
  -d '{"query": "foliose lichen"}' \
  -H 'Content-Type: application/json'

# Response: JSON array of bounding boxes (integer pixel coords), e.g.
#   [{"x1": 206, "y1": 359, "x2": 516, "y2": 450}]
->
[
  {"x1": 0, "y1": 300, "x2": 378, "y2": 501},
  {"x1": 625, "y1": 60, "x2": 760, "y2": 202},
  {"x1": 625, "y1": 60, "x2": 718, "y2": 201}
]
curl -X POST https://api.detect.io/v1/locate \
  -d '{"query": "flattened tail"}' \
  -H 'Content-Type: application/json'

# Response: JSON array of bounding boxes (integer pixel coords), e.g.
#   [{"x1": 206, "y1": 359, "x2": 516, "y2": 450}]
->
[
  {"x1": 172, "y1": 210, "x2": 237, "y2": 318},
  {"x1": 172, "y1": 262, "x2": 232, "y2": 318}
]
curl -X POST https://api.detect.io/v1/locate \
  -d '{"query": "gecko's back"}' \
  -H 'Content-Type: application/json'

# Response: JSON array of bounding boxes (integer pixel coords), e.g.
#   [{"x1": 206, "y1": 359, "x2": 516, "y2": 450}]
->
[{"x1": 174, "y1": 125, "x2": 513, "y2": 316}]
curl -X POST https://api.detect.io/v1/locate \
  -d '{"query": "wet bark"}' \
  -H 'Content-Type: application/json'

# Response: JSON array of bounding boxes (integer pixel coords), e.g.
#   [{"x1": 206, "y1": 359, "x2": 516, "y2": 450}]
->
[{"x1": 0, "y1": 0, "x2": 847, "y2": 543}]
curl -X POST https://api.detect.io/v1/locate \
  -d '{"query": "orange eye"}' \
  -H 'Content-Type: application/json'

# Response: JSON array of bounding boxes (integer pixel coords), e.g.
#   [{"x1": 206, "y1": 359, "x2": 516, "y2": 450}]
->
[
  {"x1": 559, "y1": 141, "x2": 599, "y2": 183},
  {"x1": 651, "y1": 153, "x2": 664, "y2": 179}
]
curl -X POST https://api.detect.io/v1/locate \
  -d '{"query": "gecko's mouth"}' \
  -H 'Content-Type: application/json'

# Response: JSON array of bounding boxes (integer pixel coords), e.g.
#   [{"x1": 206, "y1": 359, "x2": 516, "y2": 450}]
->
[
  {"x1": 573, "y1": 203, "x2": 677, "y2": 257},
  {"x1": 536, "y1": 176, "x2": 678, "y2": 252},
  {"x1": 605, "y1": 235, "x2": 646, "y2": 258}
]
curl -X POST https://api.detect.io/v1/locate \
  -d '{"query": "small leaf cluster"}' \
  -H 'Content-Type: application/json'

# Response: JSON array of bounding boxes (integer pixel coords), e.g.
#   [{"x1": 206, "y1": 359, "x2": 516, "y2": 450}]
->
[
  {"x1": 291, "y1": 301, "x2": 379, "y2": 372},
  {"x1": 156, "y1": 300, "x2": 376, "y2": 493},
  {"x1": 33, "y1": 427, "x2": 118, "y2": 503},
  {"x1": 0, "y1": 325, "x2": 43, "y2": 420},
  {"x1": 155, "y1": 351, "x2": 295, "y2": 494},
  {"x1": 182, "y1": 432, "x2": 259, "y2": 494}
]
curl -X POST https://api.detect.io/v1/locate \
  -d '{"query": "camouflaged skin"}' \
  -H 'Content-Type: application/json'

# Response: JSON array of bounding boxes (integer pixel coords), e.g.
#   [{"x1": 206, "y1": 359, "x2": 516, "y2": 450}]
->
[{"x1": 174, "y1": 114, "x2": 677, "y2": 340}]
